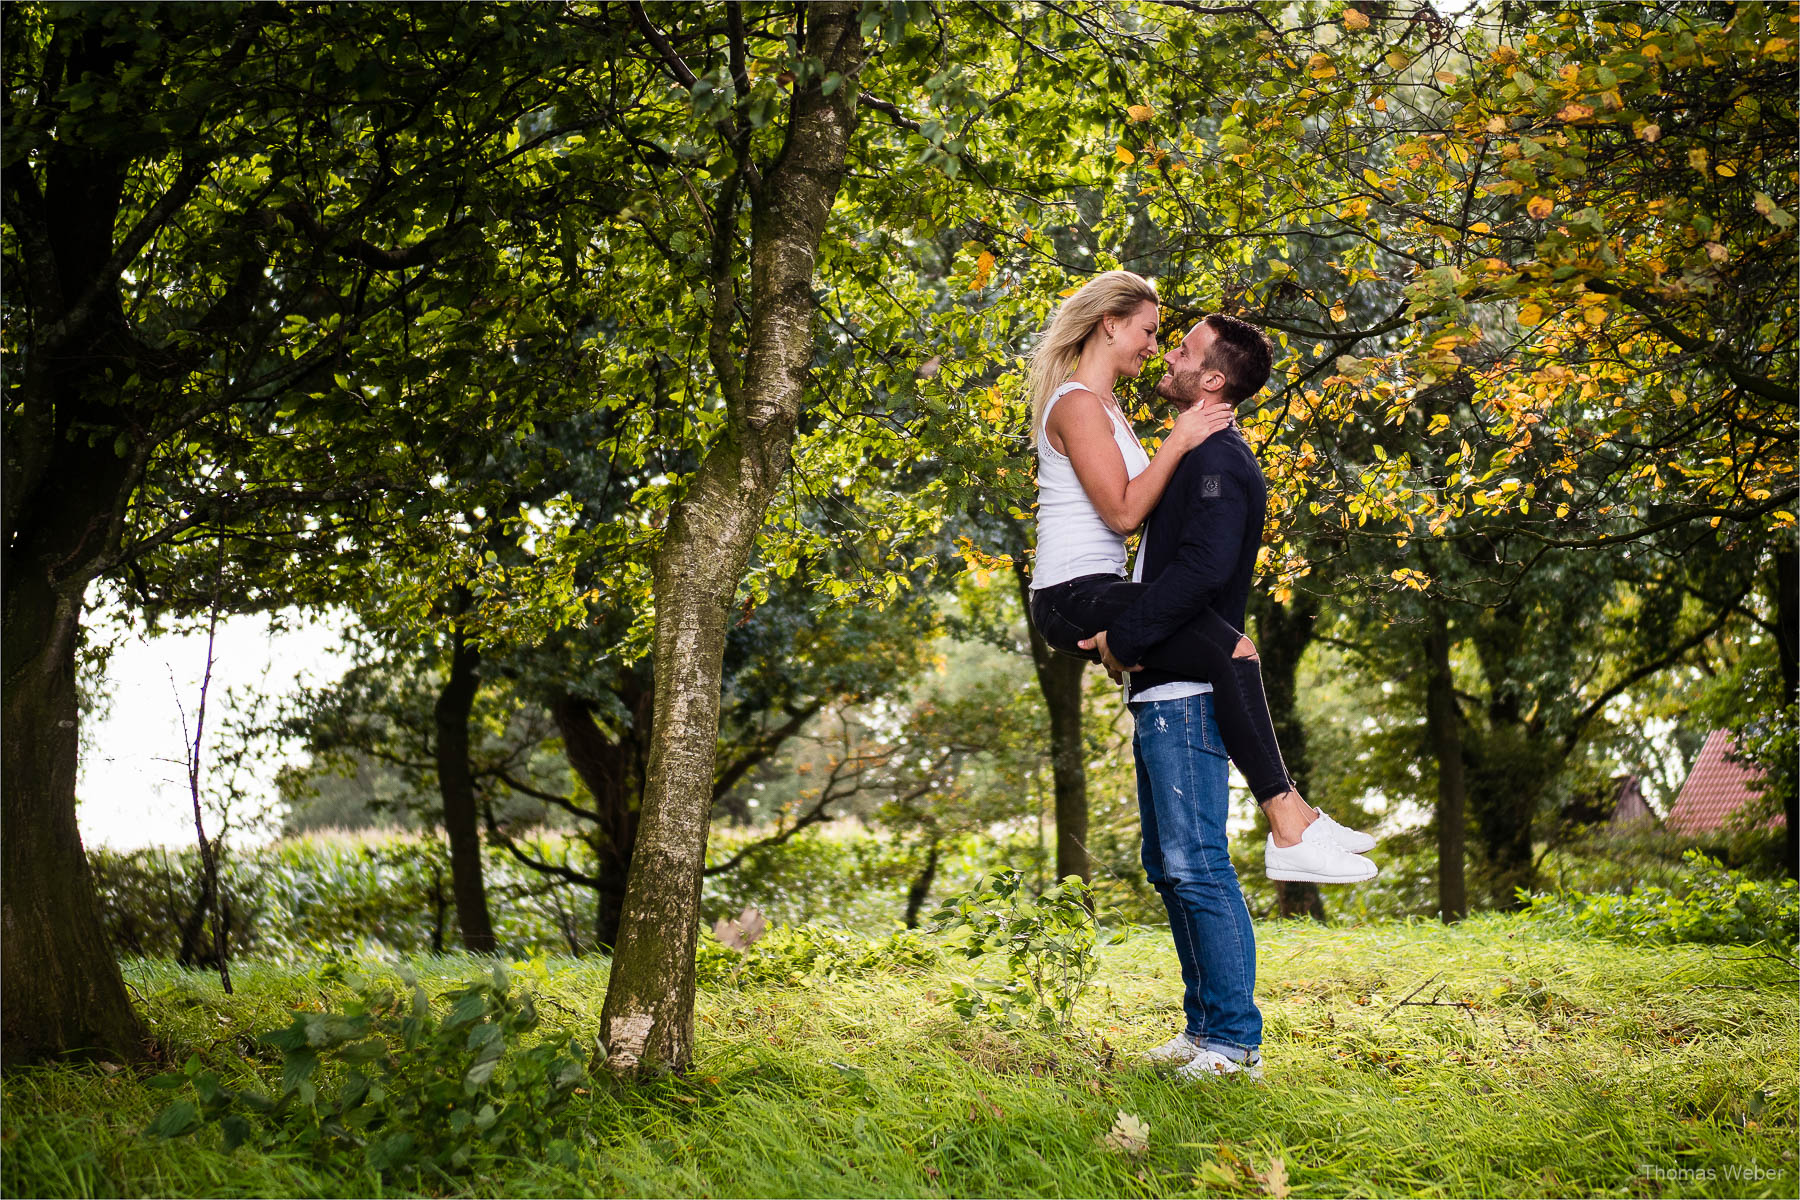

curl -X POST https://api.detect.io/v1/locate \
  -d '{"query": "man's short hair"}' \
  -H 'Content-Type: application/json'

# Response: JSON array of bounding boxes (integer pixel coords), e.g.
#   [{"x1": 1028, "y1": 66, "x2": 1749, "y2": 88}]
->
[{"x1": 1201, "y1": 313, "x2": 1275, "y2": 406}]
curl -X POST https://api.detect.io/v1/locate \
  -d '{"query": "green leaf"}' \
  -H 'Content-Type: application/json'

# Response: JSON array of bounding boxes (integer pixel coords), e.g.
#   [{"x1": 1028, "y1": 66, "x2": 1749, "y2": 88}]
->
[
  {"x1": 464, "y1": 1056, "x2": 500, "y2": 1092},
  {"x1": 147, "y1": 1100, "x2": 200, "y2": 1139}
]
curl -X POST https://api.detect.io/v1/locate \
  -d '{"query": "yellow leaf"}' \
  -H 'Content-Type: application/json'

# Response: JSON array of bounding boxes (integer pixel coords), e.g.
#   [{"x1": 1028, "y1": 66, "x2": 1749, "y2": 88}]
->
[
  {"x1": 1340, "y1": 198, "x2": 1370, "y2": 218},
  {"x1": 1527, "y1": 195, "x2": 1553, "y2": 219},
  {"x1": 1362, "y1": 168, "x2": 1383, "y2": 188},
  {"x1": 1434, "y1": 70, "x2": 1458, "y2": 84},
  {"x1": 1057, "y1": 286, "x2": 1079, "y2": 298},
  {"x1": 1764, "y1": 37, "x2": 1790, "y2": 55},
  {"x1": 1638, "y1": 122, "x2": 1661, "y2": 142},
  {"x1": 1640, "y1": 41, "x2": 1661, "y2": 59},
  {"x1": 1385, "y1": 49, "x2": 1411, "y2": 70},
  {"x1": 1468, "y1": 221, "x2": 1490, "y2": 233},
  {"x1": 1127, "y1": 104, "x2": 1155, "y2": 122},
  {"x1": 1557, "y1": 102, "x2": 1593, "y2": 121},
  {"x1": 1518, "y1": 300, "x2": 1544, "y2": 325},
  {"x1": 1330, "y1": 302, "x2": 1348, "y2": 322},
  {"x1": 972, "y1": 250, "x2": 995, "y2": 289},
  {"x1": 1715, "y1": 162, "x2": 1738, "y2": 177},
  {"x1": 1705, "y1": 241, "x2": 1729, "y2": 262},
  {"x1": 1428, "y1": 414, "x2": 1450, "y2": 435},
  {"x1": 1343, "y1": 8, "x2": 1370, "y2": 31},
  {"x1": 1583, "y1": 304, "x2": 1606, "y2": 326},
  {"x1": 1687, "y1": 148, "x2": 1708, "y2": 171},
  {"x1": 1370, "y1": 95, "x2": 1388, "y2": 112},
  {"x1": 1115, "y1": 144, "x2": 1136, "y2": 165},
  {"x1": 1485, "y1": 116, "x2": 1508, "y2": 134},
  {"x1": 1262, "y1": 1157, "x2": 1292, "y2": 1200}
]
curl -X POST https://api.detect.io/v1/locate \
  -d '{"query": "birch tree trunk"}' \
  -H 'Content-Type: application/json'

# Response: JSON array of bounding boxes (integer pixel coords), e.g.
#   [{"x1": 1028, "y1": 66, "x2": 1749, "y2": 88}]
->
[{"x1": 597, "y1": 3, "x2": 865, "y2": 1075}]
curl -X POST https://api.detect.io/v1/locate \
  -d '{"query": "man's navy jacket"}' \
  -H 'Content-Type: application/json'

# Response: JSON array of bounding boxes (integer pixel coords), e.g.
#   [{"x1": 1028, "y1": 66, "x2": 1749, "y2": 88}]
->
[{"x1": 1107, "y1": 424, "x2": 1268, "y2": 687}]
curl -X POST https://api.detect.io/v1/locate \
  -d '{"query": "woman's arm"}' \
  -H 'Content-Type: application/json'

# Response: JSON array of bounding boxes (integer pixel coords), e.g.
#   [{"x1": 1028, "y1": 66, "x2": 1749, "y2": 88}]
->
[{"x1": 1046, "y1": 389, "x2": 1232, "y2": 535}]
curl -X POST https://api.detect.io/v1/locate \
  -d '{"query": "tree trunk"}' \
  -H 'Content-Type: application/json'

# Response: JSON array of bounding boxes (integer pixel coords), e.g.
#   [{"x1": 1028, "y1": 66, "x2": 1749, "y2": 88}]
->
[
  {"x1": 0, "y1": 21, "x2": 152, "y2": 1064},
  {"x1": 434, "y1": 620, "x2": 496, "y2": 953},
  {"x1": 1251, "y1": 591, "x2": 1325, "y2": 921},
  {"x1": 904, "y1": 837, "x2": 942, "y2": 929},
  {"x1": 1772, "y1": 546, "x2": 1797, "y2": 877},
  {"x1": 597, "y1": 4, "x2": 866, "y2": 1076},
  {"x1": 550, "y1": 688, "x2": 649, "y2": 951},
  {"x1": 2, "y1": 470, "x2": 148, "y2": 1062},
  {"x1": 1424, "y1": 604, "x2": 1468, "y2": 923},
  {"x1": 1013, "y1": 562, "x2": 1090, "y2": 885}
]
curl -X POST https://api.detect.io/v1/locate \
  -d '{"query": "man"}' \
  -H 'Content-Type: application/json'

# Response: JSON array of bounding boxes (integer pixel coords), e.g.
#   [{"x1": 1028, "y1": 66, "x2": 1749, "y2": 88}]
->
[{"x1": 1080, "y1": 313, "x2": 1371, "y2": 1080}]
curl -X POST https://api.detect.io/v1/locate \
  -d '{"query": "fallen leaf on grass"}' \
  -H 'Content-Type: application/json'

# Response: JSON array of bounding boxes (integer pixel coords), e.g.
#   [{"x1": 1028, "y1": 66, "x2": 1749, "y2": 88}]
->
[
  {"x1": 1196, "y1": 1160, "x2": 1240, "y2": 1188},
  {"x1": 1260, "y1": 1156, "x2": 1290, "y2": 1198},
  {"x1": 1102, "y1": 1110, "x2": 1149, "y2": 1156}
]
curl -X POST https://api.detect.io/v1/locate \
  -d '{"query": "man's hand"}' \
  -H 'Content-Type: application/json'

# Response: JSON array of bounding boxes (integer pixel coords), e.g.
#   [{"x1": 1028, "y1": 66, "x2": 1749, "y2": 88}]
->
[{"x1": 1079, "y1": 630, "x2": 1139, "y2": 681}]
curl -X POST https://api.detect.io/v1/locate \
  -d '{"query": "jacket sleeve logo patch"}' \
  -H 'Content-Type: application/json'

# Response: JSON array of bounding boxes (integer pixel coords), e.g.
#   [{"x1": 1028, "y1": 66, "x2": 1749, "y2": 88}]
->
[{"x1": 1201, "y1": 474, "x2": 1223, "y2": 498}]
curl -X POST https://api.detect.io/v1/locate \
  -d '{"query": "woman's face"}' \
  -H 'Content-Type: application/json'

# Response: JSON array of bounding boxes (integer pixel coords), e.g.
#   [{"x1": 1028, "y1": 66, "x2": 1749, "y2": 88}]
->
[{"x1": 1106, "y1": 301, "x2": 1161, "y2": 378}]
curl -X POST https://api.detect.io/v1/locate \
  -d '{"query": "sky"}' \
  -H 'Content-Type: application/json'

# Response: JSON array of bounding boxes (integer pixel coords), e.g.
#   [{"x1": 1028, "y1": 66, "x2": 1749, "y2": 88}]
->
[{"x1": 76, "y1": 606, "x2": 356, "y2": 850}]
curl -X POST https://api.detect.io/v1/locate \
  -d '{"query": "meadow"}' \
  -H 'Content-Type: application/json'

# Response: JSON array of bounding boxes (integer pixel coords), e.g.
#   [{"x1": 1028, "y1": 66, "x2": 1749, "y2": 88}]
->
[{"x1": 4, "y1": 912, "x2": 1793, "y2": 1199}]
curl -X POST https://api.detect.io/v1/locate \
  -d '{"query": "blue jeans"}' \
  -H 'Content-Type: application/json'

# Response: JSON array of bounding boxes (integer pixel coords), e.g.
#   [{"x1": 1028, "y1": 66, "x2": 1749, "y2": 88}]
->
[{"x1": 1132, "y1": 692, "x2": 1262, "y2": 1060}]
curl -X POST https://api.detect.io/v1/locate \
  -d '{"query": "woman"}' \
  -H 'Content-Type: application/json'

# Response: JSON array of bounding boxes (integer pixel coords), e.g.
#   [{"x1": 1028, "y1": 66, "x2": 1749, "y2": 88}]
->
[{"x1": 1024, "y1": 270, "x2": 1375, "y2": 880}]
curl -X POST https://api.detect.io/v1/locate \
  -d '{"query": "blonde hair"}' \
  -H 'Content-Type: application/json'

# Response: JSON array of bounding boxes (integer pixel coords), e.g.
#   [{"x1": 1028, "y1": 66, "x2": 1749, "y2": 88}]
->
[{"x1": 1028, "y1": 270, "x2": 1159, "y2": 441}]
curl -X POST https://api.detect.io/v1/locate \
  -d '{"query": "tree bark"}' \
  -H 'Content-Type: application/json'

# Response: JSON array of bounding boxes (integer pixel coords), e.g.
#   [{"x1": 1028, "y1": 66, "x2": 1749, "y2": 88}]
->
[
  {"x1": 1251, "y1": 591, "x2": 1326, "y2": 921},
  {"x1": 1424, "y1": 603, "x2": 1468, "y2": 923},
  {"x1": 550, "y1": 687, "x2": 649, "y2": 950},
  {"x1": 1013, "y1": 562, "x2": 1090, "y2": 885},
  {"x1": 2, "y1": 564, "x2": 150, "y2": 1063},
  {"x1": 434, "y1": 620, "x2": 497, "y2": 953},
  {"x1": 904, "y1": 837, "x2": 942, "y2": 929},
  {"x1": 1, "y1": 22, "x2": 149, "y2": 1058},
  {"x1": 598, "y1": 4, "x2": 866, "y2": 1076},
  {"x1": 1772, "y1": 546, "x2": 1798, "y2": 877}
]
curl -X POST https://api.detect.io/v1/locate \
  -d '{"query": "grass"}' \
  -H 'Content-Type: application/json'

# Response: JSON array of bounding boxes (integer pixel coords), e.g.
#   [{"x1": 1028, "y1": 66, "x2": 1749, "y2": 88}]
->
[{"x1": 3, "y1": 914, "x2": 1795, "y2": 1198}]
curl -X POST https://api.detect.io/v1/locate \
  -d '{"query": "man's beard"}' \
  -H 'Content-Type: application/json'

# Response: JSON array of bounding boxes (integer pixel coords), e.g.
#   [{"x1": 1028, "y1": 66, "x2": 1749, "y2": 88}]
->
[{"x1": 1156, "y1": 366, "x2": 1206, "y2": 408}]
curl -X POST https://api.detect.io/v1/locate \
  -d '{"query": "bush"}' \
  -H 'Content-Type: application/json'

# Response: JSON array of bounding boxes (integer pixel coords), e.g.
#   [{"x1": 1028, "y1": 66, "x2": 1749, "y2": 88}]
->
[
  {"x1": 1523, "y1": 850, "x2": 1799, "y2": 950},
  {"x1": 695, "y1": 923, "x2": 942, "y2": 988},
  {"x1": 146, "y1": 961, "x2": 587, "y2": 1181},
  {"x1": 931, "y1": 869, "x2": 1101, "y2": 1029}
]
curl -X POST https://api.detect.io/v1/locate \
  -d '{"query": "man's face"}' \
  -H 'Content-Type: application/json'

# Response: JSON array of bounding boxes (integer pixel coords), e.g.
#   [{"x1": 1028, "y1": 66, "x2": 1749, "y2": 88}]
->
[{"x1": 1155, "y1": 322, "x2": 1217, "y2": 408}]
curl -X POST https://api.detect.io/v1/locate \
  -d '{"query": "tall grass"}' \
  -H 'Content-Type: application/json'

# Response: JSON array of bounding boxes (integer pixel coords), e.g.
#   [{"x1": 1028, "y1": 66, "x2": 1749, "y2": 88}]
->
[{"x1": 5, "y1": 914, "x2": 1793, "y2": 1198}]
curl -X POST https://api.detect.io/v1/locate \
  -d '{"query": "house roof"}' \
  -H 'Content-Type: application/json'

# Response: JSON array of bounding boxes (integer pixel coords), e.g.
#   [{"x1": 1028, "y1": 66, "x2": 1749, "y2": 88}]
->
[{"x1": 1666, "y1": 730, "x2": 1772, "y2": 834}]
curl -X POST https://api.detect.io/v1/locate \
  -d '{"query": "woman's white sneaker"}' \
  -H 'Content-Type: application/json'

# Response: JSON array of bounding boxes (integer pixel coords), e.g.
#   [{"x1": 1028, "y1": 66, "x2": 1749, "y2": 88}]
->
[
  {"x1": 1265, "y1": 821, "x2": 1378, "y2": 883},
  {"x1": 1310, "y1": 808, "x2": 1377, "y2": 854},
  {"x1": 1144, "y1": 1033, "x2": 1203, "y2": 1064}
]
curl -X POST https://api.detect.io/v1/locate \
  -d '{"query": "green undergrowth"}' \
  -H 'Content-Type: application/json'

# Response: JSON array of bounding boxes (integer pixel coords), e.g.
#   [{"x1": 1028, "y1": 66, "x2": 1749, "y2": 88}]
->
[{"x1": 4, "y1": 915, "x2": 1795, "y2": 1198}]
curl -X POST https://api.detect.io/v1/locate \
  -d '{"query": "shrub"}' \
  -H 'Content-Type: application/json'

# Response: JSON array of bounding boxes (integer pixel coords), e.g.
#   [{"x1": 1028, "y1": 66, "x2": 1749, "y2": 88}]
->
[
  {"x1": 695, "y1": 923, "x2": 942, "y2": 988},
  {"x1": 146, "y1": 961, "x2": 587, "y2": 1180},
  {"x1": 1523, "y1": 850, "x2": 1799, "y2": 950},
  {"x1": 930, "y1": 870, "x2": 1101, "y2": 1029}
]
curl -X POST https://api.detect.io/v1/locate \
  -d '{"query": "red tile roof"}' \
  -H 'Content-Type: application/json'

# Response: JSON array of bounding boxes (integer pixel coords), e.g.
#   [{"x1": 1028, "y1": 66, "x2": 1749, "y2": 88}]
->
[{"x1": 1666, "y1": 730, "x2": 1778, "y2": 834}]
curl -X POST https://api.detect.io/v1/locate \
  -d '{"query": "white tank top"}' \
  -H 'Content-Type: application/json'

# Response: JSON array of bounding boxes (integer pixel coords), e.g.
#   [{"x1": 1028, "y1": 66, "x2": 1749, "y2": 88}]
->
[{"x1": 1030, "y1": 381, "x2": 1149, "y2": 589}]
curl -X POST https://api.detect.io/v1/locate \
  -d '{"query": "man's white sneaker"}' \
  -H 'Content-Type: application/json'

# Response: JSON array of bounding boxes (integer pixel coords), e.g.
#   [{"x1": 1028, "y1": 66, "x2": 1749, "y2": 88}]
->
[
  {"x1": 1310, "y1": 808, "x2": 1377, "y2": 854},
  {"x1": 1265, "y1": 822, "x2": 1378, "y2": 884},
  {"x1": 1175, "y1": 1048, "x2": 1263, "y2": 1081},
  {"x1": 1144, "y1": 1033, "x2": 1203, "y2": 1064}
]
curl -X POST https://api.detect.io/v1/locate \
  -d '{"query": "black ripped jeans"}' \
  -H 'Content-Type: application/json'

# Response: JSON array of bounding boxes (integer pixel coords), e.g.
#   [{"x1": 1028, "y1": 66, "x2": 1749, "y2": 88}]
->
[{"x1": 1029, "y1": 573, "x2": 1296, "y2": 804}]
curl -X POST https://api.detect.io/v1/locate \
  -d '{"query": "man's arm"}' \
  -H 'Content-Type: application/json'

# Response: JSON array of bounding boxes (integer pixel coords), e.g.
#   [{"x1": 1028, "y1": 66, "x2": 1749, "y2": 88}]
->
[{"x1": 1103, "y1": 463, "x2": 1249, "y2": 668}]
